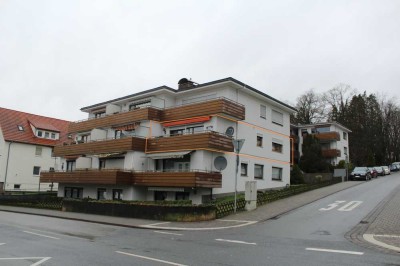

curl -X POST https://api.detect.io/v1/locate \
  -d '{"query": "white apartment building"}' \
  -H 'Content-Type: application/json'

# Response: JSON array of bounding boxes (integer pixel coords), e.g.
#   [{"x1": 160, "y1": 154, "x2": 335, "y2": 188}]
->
[
  {"x1": 0, "y1": 107, "x2": 70, "y2": 192},
  {"x1": 41, "y1": 78, "x2": 296, "y2": 204},
  {"x1": 292, "y1": 122, "x2": 351, "y2": 166}
]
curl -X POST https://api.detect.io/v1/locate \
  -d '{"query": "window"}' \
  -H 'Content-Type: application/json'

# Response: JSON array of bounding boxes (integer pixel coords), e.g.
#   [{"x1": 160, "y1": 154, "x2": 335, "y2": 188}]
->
[
  {"x1": 129, "y1": 99, "x2": 151, "y2": 110},
  {"x1": 272, "y1": 167, "x2": 283, "y2": 181},
  {"x1": 97, "y1": 188, "x2": 107, "y2": 200},
  {"x1": 51, "y1": 133, "x2": 56, "y2": 139},
  {"x1": 94, "y1": 112, "x2": 105, "y2": 118},
  {"x1": 115, "y1": 130, "x2": 123, "y2": 139},
  {"x1": 112, "y1": 189, "x2": 123, "y2": 200},
  {"x1": 272, "y1": 110, "x2": 284, "y2": 126},
  {"x1": 175, "y1": 192, "x2": 190, "y2": 200},
  {"x1": 33, "y1": 166, "x2": 41, "y2": 175},
  {"x1": 37, "y1": 130, "x2": 43, "y2": 137},
  {"x1": 257, "y1": 135, "x2": 263, "y2": 147},
  {"x1": 260, "y1": 105, "x2": 266, "y2": 119},
  {"x1": 44, "y1": 132, "x2": 50, "y2": 138},
  {"x1": 154, "y1": 191, "x2": 167, "y2": 201},
  {"x1": 17, "y1": 125, "x2": 24, "y2": 131},
  {"x1": 170, "y1": 129, "x2": 184, "y2": 136},
  {"x1": 186, "y1": 126, "x2": 203, "y2": 134},
  {"x1": 272, "y1": 142, "x2": 283, "y2": 153},
  {"x1": 241, "y1": 163, "x2": 248, "y2": 176},
  {"x1": 343, "y1": 132, "x2": 347, "y2": 140},
  {"x1": 64, "y1": 187, "x2": 83, "y2": 199},
  {"x1": 14, "y1": 184, "x2": 21, "y2": 189},
  {"x1": 66, "y1": 160, "x2": 76, "y2": 172},
  {"x1": 344, "y1": 147, "x2": 348, "y2": 156},
  {"x1": 35, "y1": 146, "x2": 42, "y2": 156},
  {"x1": 254, "y1": 164, "x2": 264, "y2": 179},
  {"x1": 99, "y1": 160, "x2": 106, "y2": 169}
]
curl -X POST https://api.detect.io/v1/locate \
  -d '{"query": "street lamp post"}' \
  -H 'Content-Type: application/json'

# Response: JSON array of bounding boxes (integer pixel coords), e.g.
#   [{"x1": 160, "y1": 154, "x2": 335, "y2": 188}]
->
[{"x1": 232, "y1": 139, "x2": 245, "y2": 213}]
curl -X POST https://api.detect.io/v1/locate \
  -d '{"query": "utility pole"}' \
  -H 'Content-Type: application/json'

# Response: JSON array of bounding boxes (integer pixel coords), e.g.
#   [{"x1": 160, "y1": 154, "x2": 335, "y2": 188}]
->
[{"x1": 232, "y1": 139, "x2": 245, "y2": 213}]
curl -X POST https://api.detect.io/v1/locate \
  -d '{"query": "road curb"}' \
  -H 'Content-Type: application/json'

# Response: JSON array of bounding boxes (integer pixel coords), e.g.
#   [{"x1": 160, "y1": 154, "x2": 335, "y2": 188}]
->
[{"x1": 345, "y1": 183, "x2": 400, "y2": 255}]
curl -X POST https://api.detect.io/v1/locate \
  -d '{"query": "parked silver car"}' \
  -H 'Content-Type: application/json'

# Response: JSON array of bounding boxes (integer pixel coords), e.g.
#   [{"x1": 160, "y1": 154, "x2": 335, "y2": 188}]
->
[{"x1": 381, "y1": 166, "x2": 390, "y2": 175}]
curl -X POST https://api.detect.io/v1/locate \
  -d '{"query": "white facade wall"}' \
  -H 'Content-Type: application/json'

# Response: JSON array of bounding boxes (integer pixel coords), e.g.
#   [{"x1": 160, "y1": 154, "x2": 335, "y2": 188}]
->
[{"x1": 1, "y1": 141, "x2": 60, "y2": 191}]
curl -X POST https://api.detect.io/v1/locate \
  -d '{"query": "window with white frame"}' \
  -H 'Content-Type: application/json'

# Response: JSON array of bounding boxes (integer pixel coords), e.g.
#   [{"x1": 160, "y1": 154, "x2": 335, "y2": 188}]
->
[
  {"x1": 35, "y1": 146, "x2": 42, "y2": 156},
  {"x1": 272, "y1": 110, "x2": 284, "y2": 126},
  {"x1": 241, "y1": 163, "x2": 248, "y2": 176},
  {"x1": 272, "y1": 142, "x2": 283, "y2": 153},
  {"x1": 344, "y1": 147, "x2": 348, "y2": 155},
  {"x1": 257, "y1": 134, "x2": 263, "y2": 147},
  {"x1": 254, "y1": 164, "x2": 264, "y2": 179},
  {"x1": 343, "y1": 132, "x2": 347, "y2": 140},
  {"x1": 33, "y1": 166, "x2": 41, "y2": 175},
  {"x1": 260, "y1": 104, "x2": 266, "y2": 119},
  {"x1": 272, "y1": 167, "x2": 283, "y2": 181}
]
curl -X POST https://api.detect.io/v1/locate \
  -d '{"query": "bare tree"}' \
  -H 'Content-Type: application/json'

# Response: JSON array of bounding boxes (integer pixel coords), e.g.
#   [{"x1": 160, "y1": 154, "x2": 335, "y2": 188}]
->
[
  {"x1": 291, "y1": 89, "x2": 326, "y2": 124},
  {"x1": 322, "y1": 83, "x2": 356, "y2": 123}
]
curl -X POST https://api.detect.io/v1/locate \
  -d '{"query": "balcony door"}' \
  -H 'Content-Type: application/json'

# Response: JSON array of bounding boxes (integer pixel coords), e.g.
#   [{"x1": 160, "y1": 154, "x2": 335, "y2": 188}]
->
[{"x1": 66, "y1": 160, "x2": 76, "y2": 172}]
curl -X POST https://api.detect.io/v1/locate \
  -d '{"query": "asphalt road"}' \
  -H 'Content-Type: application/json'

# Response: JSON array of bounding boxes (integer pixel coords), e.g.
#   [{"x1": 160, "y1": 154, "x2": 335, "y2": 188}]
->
[{"x1": 1, "y1": 174, "x2": 400, "y2": 265}]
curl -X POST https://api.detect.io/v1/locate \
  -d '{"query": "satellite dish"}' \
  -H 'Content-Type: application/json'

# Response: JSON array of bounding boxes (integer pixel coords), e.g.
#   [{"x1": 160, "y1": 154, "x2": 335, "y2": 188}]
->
[
  {"x1": 214, "y1": 156, "x2": 227, "y2": 171},
  {"x1": 226, "y1": 126, "x2": 235, "y2": 137}
]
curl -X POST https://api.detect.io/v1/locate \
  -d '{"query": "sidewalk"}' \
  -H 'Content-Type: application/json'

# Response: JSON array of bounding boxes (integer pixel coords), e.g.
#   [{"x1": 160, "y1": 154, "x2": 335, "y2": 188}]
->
[
  {"x1": 349, "y1": 182, "x2": 400, "y2": 254},
  {"x1": 0, "y1": 181, "x2": 362, "y2": 230}
]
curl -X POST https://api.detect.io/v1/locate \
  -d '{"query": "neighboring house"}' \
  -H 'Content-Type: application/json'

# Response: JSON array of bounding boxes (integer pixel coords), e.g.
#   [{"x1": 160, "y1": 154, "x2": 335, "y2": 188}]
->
[
  {"x1": 0, "y1": 107, "x2": 70, "y2": 192},
  {"x1": 40, "y1": 77, "x2": 296, "y2": 204},
  {"x1": 291, "y1": 122, "x2": 351, "y2": 166}
]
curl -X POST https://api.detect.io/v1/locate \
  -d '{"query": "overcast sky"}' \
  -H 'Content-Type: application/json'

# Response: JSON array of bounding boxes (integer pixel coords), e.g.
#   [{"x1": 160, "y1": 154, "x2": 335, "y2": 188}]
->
[{"x1": 1, "y1": 0, "x2": 399, "y2": 121}]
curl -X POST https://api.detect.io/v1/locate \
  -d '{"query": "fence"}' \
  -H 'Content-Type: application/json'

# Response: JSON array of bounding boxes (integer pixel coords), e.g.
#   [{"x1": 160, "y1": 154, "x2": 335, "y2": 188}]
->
[
  {"x1": 0, "y1": 193, "x2": 62, "y2": 210},
  {"x1": 215, "y1": 178, "x2": 341, "y2": 218}
]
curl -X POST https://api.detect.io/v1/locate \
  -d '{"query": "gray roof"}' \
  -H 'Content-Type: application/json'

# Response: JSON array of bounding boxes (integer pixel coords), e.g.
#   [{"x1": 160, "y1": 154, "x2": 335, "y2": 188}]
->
[{"x1": 81, "y1": 77, "x2": 296, "y2": 112}]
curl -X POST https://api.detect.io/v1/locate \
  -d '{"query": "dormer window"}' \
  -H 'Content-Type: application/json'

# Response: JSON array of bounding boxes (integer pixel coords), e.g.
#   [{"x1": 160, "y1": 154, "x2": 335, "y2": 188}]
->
[
  {"x1": 17, "y1": 125, "x2": 24, "y2": 131},
  {"x1": 37, "y1": 130, "x2": 43, "y2": 137}
]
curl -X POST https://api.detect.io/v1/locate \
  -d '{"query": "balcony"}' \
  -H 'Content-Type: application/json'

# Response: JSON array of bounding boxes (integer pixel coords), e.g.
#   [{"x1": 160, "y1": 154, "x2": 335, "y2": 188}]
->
[
  {"x1": 54, "y1": 137, "x2": 146, "y2": 157},
  {"x1": 40, "y1": 169, "x2": 222, "y2": 188},
  {"x1": 146, "y1": 131, "x2": 234, "y2": 153},
  {"x1": 321, "y1": 149, "x2": 341, "y2": 158},
  {"x1": 133, "y1": 171, "x2": 222, "y2": 188},
  {"x1": 68, "y1": 107, "x2": 162, "y2": 133},
  {"x1": 162, "y1": 98, "x2": 245, "y2": 121},
  {"x1": 313, "y1": 132, "x2": 340, "y2": 142},
  {"x1": 40, "y1": 169, "x2": 133, "y2": 185}
]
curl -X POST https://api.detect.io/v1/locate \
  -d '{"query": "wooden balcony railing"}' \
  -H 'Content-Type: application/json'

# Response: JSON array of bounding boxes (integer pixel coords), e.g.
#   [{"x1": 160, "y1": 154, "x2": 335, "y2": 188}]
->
[
  {"x1": 40, "y1": 169, "x2": 222, "y2": 188},
  {"x1": 146, "y1": 131, "x2": 234, "y2": 153},
  {"x1": 53, "y1": 137, "x2": 146, "y2": 156},
  {"x1": 40, "y1": 169, "x2": 133, "y2": 185},
  {"x1": 162, "y1": 98, "x2": 245, "y2": 121},
  {"x1": 133, "y1": 171, "x2": 222, "y2": 188},
  {"x1": 313, "y1": 132, "x2": 340, "y2": 142},
  {"x1": 68, "y1": 107, "x2": 162, "y2": 133},
  {"x1": 321, "y1": 149, "x2": 341, "y2": 158}
]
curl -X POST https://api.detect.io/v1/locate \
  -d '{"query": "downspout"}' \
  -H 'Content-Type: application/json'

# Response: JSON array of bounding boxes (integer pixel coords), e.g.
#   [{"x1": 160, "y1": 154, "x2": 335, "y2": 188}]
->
[{"x1": 3, "y1": 141, "x2": 13, "y2": 191}]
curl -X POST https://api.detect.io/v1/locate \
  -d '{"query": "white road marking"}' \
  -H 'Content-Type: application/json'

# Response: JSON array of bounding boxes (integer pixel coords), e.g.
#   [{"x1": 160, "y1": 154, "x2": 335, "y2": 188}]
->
[
  {"x1": 31, "y1": 257, "x2": 52, "y2": 266},
  {"x1": 144, "y1": 222, "x2": 171, "y2": 226},
  {"x1": 363, "y1": 234, "x2": 400, "y2": 252},
  {"x1": 154, "y1": 231, "x2": 183, "y2": 236},
  {"x1": 0, "y1": 243, "x2": 5, "y2": 246},
  {"x1": 0, "y1": 257, "x2": 51, "y2": 266},
  {"x1": 306, "y1": 248, "x2": 363, "y2": 255},
  {"x1": 219, "y1": 219, "x2": 257, "y2": 223},
  {"x1": 215, "y1": 239, "x2": 257, "y2": 245},
  {"x1": 337, "y1": 201, "x2": 363, "y2": 211},
  {"x1": 373, "y1": 234, "x2": 400, "y2": 238},
  {"x1": 23, "y1": 231, "x2": 60, "y2": 240},
  {"x1": 116, "y1": 251, "x2": 187, "y2": 266},
  {"x1": 319, "y1": 201, "x2": 346, "y2": 211}
]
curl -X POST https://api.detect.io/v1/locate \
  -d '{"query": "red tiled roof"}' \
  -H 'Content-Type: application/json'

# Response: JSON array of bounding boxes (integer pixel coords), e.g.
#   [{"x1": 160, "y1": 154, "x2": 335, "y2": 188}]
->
[{"x1": 0, "y1": 107, "x2": 71, "y2": 147}]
